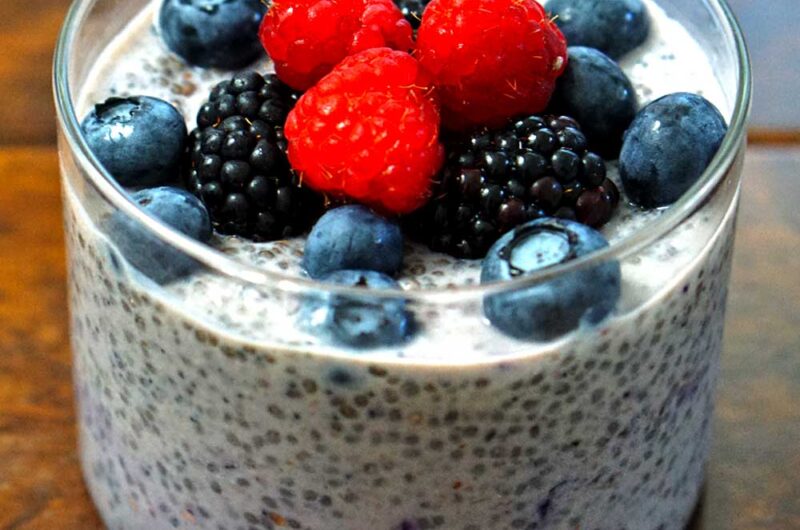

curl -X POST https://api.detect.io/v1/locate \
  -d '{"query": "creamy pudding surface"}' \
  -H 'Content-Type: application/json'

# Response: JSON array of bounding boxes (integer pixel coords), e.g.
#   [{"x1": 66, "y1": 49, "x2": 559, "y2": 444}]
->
[{"x1": 64, "y1": 0, "x2": 742, "y2": 528}]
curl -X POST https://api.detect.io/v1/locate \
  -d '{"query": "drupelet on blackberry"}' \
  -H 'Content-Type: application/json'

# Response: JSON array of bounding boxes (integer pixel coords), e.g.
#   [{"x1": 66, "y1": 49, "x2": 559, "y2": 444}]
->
[
  {"x1": 395, "y1": 0, "x2": 429, "y2": 29},
  {"x1": 406, "y1": 115, "x2": 620, "y2": 259},
  {"x1": 185, "y1": 71, "x2": 323, "y2": 240}
]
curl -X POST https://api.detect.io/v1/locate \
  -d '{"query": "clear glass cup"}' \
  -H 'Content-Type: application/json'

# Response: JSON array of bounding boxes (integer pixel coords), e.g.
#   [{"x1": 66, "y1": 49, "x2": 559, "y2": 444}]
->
[{"x1": 54, "y1": 0, "x2": 751, "y2": 528}]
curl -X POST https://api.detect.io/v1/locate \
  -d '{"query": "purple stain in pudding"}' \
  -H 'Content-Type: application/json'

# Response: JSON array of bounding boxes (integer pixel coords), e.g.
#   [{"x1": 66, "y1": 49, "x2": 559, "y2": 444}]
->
[
  {"x1": 675, "y1": 365, "x2": 708, "y2": 408},
  {"x1": 536, "y1": 479, "x2": 579, "y2": 523},
  {"x1": 400, "y1": 520, "x2": 421, "y2": 530}
]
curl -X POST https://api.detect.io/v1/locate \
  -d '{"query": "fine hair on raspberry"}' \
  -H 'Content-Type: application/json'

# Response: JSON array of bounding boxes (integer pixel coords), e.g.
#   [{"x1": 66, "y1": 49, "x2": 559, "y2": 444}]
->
[
  {"x1": 416, "y1": 0, "x2": 568, "y2": 130},
  {"x1": 260, "y1": 0, "x2": 414, "y2": 90},
  {"x1": 284, "y1": 48, "x2": 445, "y2": 215}
]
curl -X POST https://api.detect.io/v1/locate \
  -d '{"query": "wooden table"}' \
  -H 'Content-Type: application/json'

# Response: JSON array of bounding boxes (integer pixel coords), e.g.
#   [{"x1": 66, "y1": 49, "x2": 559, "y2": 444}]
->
[{"x1": 1, "y1": 2, "x2": 798, "y2": 529}]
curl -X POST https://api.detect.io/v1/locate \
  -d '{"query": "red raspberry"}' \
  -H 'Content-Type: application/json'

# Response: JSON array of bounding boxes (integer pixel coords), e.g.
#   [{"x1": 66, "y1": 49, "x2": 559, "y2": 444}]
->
[
  {"x1": 259, "y1": 0, "x2": 414, "y2": 91},
  {"x1": 415, "y1": 0, "x2": 567, "y2": 130},
  {"x1": 285, "y1": 48, "x2": 445, "y2": 215}
]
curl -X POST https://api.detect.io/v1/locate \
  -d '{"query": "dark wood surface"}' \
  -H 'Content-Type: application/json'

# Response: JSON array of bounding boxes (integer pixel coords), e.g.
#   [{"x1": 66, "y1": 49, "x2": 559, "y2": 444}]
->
[
  {"x1": 0, "y1": 1, "x2": 798, "y2": 529},
  {"x1": 0, "y1": 147, "x2": 103, "y2": 529},
  {"x1": 700, "y1": 148, "x2": 800, "y2": 530},
  {"x1": 0, "y1": 0, "x2": 73, "y2": 147}
]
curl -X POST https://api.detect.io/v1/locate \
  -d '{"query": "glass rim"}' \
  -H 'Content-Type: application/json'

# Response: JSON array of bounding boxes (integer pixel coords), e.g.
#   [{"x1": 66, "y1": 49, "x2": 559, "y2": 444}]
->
[{"x1": 53, "y1": 0, "x2": 752, "y2": 303}]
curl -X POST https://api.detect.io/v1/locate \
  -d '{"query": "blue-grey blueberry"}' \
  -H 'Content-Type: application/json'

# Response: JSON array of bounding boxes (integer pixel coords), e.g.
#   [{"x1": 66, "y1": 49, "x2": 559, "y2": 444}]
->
[
  {"x1": 107, "y1": 186, "x2": 212, "y2": 284},
  {"x1": 619, "y1": 92, "x2": 728, "y2": 208},
  {"x1": 299, "y1": 270, "x2": 415, "y2": 349},
  {"x1": 482, "y1": 218, "x2": 620, "y2": 341},
  {"x1": 159, "y1": 0, "x2": 266, "y2": 69},
  {"x1": 303, "y1": 205, "x2": 404, "y2": 279},
  {"x1": 551, "y1": 46, "x2": 636, "y2": 158},
  {"x1": 547, "y1": 0, "x2": 650, "y2": 59},
  {"x1": 81, "y1": 96, "x2": 187, "y2": 188}
]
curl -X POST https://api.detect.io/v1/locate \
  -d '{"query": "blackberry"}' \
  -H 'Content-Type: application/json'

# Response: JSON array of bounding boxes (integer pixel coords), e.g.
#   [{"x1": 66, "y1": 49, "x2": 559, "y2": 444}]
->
[
  {"x1": 395, "y1": 0, "x2": 429, "y2": 29},
  {"x1": 186, "y1": 71, "x2": 323, "y2": 240},
  {"x1": 406, "y1": 115, "x2": 619, "y2": 259}
]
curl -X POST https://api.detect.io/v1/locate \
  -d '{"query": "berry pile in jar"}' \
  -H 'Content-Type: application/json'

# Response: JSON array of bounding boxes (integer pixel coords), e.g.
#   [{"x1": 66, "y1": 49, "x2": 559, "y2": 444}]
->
[{"x1": 80, "y1": 0, "x2": 728, "y2": 345}]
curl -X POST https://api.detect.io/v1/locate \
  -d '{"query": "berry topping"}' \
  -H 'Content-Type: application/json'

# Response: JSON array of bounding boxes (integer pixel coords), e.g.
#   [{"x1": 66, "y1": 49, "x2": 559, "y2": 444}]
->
[
  {"x1": 481, "y1": 218, "x2": 620, "y2": 341},
  {"x1": 159, "y1": 0, "x2": 266, "y2": 69},
  {"x1": 547, "y1": 0, "x2": 650, "y2": 60},
  {"x1": 299, "y1": 270, "x2": 415, "y2": 348},
  {"x1": 107, "y1": 187, "x2": 212, "y2": 284},
  {"x1": 406, "y1": 115, "x2": 619, "y2": 259},
  {"x1": 81, "y1": 96, "x2": 187, "y2": 188},
  {"x1": 395, "y1": 0, "x2": 429, "y2": 29},
  {"x1": 550, "y1": 46, "x2": 637, "y2": 158},
  {"x1": 285, "y1": 48, "x2": 445, "y2": 215},
  {"x1": 415, "y1": 0, "x2": 567, "y2": 130},
  {"x1": 259, "y1": 0, "x2": 414, "y2": 90},
  {"x1": 303, "y1": 206, "x2": 404, "y2": 279},
  {"x1": 620, "y1": 93, "x2": 728, "y2": 208},
  {"x1": 185, "y1": 71, "x2": 323, "y2": 240}
]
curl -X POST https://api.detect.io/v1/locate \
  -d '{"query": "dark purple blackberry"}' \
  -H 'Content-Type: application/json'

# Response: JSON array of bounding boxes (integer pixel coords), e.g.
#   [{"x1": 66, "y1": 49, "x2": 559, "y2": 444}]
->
[
  {"x1": 185, "y1": 71, "x2": 323, "y2": 240},
  {"x1": 406, "y1": 115, "x2": 619, "y2": 259},
  {"x1": 395, "y1": 0, "x2": 429, "y2": 29}
]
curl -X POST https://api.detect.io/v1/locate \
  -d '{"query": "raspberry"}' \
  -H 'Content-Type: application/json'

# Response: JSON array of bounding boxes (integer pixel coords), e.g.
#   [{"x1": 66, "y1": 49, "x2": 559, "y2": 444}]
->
[
  {"x1": 285, "y1": 48, "x2": 445, "y2": 215},
  {"x1": 259, "y1": 0, "x2": 414, "y2": 91},
  {"x1": 415, "y1": 0, "x2": 567, "y2": 130}
]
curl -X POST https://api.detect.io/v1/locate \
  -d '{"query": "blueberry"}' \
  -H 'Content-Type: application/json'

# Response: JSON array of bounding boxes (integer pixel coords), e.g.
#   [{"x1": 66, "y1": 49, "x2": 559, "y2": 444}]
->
[
  {"x1": 547, "y1": 0, "x2": 650, "y2": 59},
  {"x1": 481, "y1": 218, "x2": 620, "y2": 341},
  {"x1": 107, "y1": 187, "x2": 212, "y2": 284},
  {"x1": 619, "y1": 93, "x2": 728, "y2": 208},
  {"x1": 159, "y1": 0, "x2": 266, "y2": 69},
  {"x1": 81, "y1": 96, "x2": 187, "y2": 188},
  {"x1": 551, "y1": 47, "x2": 636, "y2": 158},
  {"x1": 299, "y1": 270, "x2": 415, "y2": 349},
  {"x1": 302, "y1": 205, "x2": 404, "y2": 279}
]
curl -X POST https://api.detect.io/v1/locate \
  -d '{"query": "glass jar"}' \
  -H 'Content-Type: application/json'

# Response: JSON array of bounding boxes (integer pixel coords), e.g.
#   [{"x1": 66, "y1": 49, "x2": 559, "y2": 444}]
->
[{"x1": 54, "y1": 1, "x2": 751, "y2": 528}]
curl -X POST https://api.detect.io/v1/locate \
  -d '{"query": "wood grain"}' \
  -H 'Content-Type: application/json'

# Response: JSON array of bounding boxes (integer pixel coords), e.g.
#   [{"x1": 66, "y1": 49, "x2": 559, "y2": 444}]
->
[
  {"x1": 0, "y1": 147, "x2": 103, "y2": 529},
  {"x1": 700, "y1": 147, "x2": 800, "y2": 530},
  {"x1": 0, "y1": 0, "x2": 73, "y2": 146}
]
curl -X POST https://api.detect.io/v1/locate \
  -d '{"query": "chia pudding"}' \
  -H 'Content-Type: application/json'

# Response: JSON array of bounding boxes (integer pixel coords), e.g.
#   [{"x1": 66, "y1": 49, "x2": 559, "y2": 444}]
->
[{"x1": 56, "y1": 0, "x2": 749, "y2": 528}]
